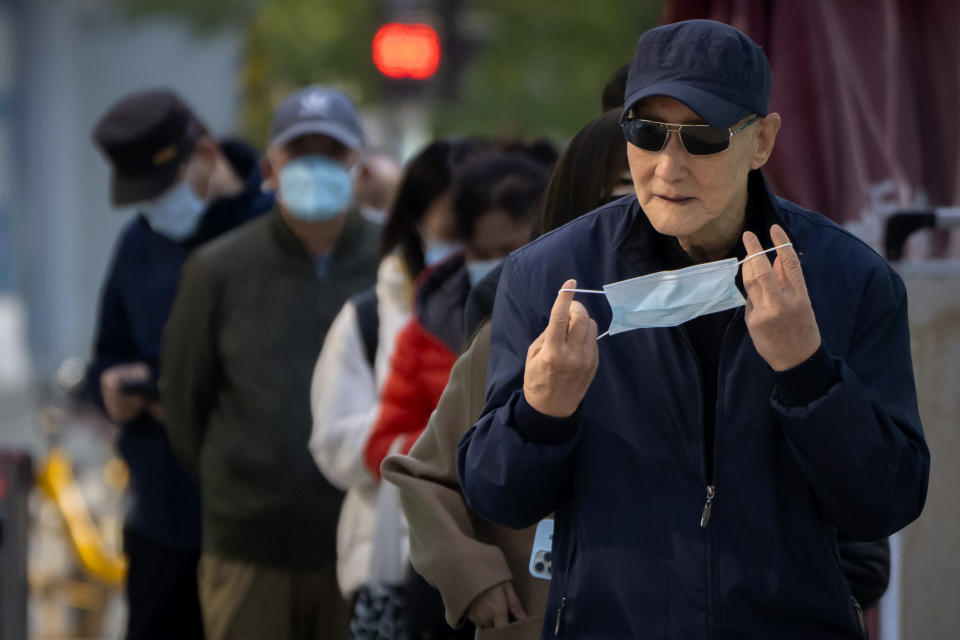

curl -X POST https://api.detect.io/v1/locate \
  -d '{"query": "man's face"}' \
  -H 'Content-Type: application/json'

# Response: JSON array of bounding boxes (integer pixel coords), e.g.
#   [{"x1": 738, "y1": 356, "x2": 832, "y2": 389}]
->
[
  {"x1": 262, "y1": 133, "x2": 358, "y2": 191},
  {"x1": 626, "y1": 96, "x2": 777, "y2": 248}
]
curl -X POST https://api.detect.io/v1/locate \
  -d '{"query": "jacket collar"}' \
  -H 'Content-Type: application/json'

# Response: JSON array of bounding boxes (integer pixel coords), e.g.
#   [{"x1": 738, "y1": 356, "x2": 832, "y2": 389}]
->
[
  {"x1": 186, "y1": 149, "x2": 274, "y2": 248},
  {"x1": 270, "y1": 206, "x2": 366, "y2": 269},
  {"x1": 615, "y1": 170, "x2": 798, "y2": 275}
]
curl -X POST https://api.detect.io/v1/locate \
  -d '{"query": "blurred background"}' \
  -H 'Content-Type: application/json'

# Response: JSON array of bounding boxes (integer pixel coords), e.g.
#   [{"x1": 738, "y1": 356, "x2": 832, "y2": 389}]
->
[{"x1": 0, "y1": 0, "x2": 957, "y2": 638}]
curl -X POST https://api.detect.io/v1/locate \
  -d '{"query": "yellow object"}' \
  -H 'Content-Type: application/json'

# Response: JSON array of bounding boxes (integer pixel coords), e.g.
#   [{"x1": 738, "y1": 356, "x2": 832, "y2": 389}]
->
[
  {"x1": 36, "y1": 448, "x2": 127, "y2": 585},
  {"x1": 103, "y1": 457, "x2": 130, "y2": 491}
]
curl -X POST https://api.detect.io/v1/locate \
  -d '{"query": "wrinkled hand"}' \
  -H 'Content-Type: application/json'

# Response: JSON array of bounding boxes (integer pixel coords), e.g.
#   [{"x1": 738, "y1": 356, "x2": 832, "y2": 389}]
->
[
  {"x1": 742, "y1": 225, "x2": 822, "y2": 371},
  {"x1": 466, "y1": 581, "x2": 527, "y2": 630},
  {"x1": 100, "y1": 363, "x2": 152, "y2": 423},
  {"x1": 523, "y1": 279, "x2": 599, "y2": 418}
]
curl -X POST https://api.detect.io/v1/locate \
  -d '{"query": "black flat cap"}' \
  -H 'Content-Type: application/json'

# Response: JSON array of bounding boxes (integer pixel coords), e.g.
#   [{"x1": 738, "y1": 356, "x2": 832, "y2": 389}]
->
[{"x1": 93, "y1": 89, "x2": 207, "y2": 206}]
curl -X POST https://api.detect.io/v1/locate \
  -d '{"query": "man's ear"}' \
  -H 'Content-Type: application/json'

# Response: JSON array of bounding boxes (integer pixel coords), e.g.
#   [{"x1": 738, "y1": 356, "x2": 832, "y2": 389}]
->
[
  {"x1": 193, "y1": 136, "x2": 219, "y2": 163},
  {"x1": 750, "y1": 113, "x2": 781, "y2": 170},
  {"x1": 260, "y1": 155, "x2": 277, "y2": 192}
]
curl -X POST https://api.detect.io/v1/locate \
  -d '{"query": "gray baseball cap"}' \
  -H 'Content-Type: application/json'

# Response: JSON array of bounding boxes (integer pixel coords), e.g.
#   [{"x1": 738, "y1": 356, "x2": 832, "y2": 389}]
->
[{"x1": 268, "y1": 86, "x2": 365, "y2": 151}]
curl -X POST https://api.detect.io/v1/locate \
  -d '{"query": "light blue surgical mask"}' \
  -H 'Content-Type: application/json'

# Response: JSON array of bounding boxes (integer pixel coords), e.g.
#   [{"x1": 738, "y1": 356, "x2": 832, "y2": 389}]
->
[
  {"x1": 278, "y1": 155, "x2": 353, "y2": 221},
  {"x1": 424, "y1": 240, "x2": 462, "y2": 267},
  {"x1": 563, "y1": 243, "x2": 791, "y2": 338},
  {"x1": 139, "y1": 180, "x2": 206, "y2": 241},
  {"x1": 466, "y1": 258, "x2": 503, "y2": 286}
]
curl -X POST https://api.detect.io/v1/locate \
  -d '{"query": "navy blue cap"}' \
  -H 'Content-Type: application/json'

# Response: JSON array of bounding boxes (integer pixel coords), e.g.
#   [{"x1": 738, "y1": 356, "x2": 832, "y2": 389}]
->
[{"x1": 622, "y1": 20, "x2": 771, "y2": 128}]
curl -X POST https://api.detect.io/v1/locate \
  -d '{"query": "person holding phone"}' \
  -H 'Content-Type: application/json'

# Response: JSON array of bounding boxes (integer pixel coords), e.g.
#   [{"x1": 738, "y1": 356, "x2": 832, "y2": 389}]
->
[{"x1": 87, "y1": 90, "x2": 273, "y2": 640}]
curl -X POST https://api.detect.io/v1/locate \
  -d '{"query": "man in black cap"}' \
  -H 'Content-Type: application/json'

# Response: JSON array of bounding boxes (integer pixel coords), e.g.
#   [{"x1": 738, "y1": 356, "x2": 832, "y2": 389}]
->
[
  {"x1": 457, "y1": 20, "x2": 929, "y2": 638},
  {"x1": 87, "y1": 89, "x2": 274, "y2": 639},
  {"x1": 162, "y1": 85, "x2": 380, "y2": 640}
]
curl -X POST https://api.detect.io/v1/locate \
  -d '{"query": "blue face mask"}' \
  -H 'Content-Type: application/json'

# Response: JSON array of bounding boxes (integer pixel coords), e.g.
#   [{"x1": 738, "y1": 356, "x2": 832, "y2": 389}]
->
[
  {"x1": 466, "y1": 258, "x2": 503, "y2": 286},
  {"x1": 563, "y1": 243, "x2": 791, "y2": 338},
  {"x1": 278, "y1": 155, "x2": 353, "y2": 222},
  {"x1": 424, "y1": 240, "x2": 462, "y2": 266},
  {"x1": 140, "y1": 180, "x2": 206, "y2": 241}
]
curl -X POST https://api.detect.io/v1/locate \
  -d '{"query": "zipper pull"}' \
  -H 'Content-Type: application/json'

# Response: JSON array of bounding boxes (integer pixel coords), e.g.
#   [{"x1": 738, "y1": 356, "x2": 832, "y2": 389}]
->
[
  {"x1": 700, "y1": 485, "x2": 716, "y2": 528},
  {"x1": 554, "y1": 596, "x2": 567, "y2": 636},
  {"x1": 851, "y1": 597, "x2": 866, "y2": 635}
]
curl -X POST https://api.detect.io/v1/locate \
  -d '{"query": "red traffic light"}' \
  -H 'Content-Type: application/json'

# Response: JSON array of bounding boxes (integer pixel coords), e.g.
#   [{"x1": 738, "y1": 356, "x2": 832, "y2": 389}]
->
[{"x1": 372, "y1": 23, "x2": 442, "y2": 80}]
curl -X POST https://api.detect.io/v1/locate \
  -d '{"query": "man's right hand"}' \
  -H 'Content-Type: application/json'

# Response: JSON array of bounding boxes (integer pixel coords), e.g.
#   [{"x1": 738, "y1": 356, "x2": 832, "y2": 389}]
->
[
  {"x1": 523, "y1": 279, "x2": 599, "y2": 418},
  {"x1": 100, "y1": 363, "x2": 152, "y2": 423},
  {"x1": 466, "y1": 580, "x2": 527, "y2": 630}
]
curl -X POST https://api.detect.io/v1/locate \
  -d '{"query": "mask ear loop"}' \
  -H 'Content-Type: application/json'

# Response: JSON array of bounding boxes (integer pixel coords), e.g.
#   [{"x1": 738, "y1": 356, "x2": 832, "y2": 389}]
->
[
  {"x1": 556, "y1": 243, "x2": 793, "y2": 341},
  {"x1": 556, "y1": 287, "x2": 609, "y2": 340},
  {"x1": 737, "y1": 242, "x2": 793, "y2": 265}
]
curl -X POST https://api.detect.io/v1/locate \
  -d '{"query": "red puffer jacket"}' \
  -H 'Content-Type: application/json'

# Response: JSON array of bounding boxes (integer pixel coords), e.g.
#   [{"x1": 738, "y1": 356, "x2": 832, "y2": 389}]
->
[{"x1": 364, "y1": 256, "x2": 469, "y2": 478}]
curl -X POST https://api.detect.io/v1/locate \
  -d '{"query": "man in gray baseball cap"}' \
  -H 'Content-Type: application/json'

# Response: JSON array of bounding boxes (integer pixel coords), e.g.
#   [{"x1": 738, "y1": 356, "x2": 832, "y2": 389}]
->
[{"x1": 162, "y1": 85, "x2": 381, "y2": 639}]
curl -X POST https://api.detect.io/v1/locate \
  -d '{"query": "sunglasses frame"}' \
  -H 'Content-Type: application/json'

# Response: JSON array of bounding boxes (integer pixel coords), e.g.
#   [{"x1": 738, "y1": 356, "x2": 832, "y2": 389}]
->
[{"x1": 621, "y1": 114, "x2": 760, "y2": 156}]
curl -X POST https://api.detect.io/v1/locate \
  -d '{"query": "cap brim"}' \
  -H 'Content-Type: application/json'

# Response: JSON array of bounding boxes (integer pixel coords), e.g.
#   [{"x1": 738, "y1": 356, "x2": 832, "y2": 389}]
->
[
  {"x1": 269, "y1": 121, "x2": 364, "y2": 152},
  {"x1": 621, "y1": 83, "x2": 751, "y2": 128},
  {"x1": 111, "y1": 163, "x2": 180, "y2": 207}
]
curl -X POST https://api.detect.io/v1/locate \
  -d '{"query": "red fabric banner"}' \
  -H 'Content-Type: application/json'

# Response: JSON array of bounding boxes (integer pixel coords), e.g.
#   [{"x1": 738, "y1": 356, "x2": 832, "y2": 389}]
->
[{"x1": 663, "y1": 0, "x2": 960, "y2": 257}]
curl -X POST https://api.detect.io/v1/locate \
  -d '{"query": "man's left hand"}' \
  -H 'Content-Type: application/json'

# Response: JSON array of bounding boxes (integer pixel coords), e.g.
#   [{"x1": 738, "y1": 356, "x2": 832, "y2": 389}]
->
[{"x1": 742, "y1": 224, "x2": 821, "y2": 371}]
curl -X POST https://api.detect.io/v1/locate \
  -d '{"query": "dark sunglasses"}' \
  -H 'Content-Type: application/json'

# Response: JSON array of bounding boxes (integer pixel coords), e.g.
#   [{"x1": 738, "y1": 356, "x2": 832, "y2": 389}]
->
[{"x1": 621, "y1": 115, "x2": 759, "y2": 156}]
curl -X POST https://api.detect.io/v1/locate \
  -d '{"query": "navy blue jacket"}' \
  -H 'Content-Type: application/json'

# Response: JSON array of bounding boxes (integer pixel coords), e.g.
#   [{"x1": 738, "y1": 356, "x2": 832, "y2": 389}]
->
[
  {"x1": 457, "y1": 174, "x2": 929, "y2": 639},
  {"x1": 87, "y1": 142, "x2": 274, "y2": 549}
]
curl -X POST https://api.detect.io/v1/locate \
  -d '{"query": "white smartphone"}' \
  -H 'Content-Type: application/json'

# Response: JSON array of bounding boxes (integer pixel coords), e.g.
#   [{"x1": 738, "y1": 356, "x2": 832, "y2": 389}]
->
[{"x1": 528, "y1": 518, "x2": 554, "y2": 580}]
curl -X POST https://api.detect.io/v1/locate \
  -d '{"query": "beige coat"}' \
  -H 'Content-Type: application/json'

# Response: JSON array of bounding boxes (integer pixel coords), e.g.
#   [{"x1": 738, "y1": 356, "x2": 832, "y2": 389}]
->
[{"x1": 382, "y1": 321, "x2": 549, "y2": 640}]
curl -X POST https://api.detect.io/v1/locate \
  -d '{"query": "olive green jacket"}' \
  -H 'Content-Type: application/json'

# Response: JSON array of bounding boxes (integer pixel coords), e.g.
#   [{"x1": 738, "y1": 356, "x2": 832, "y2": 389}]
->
[{"x1": 163, "y1": 210, "x2": 379, "y2": 568}]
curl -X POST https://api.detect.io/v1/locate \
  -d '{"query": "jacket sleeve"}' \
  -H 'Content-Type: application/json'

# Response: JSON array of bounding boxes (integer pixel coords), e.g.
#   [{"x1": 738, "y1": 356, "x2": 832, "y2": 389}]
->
[
  {"x1": 381, "y1": 322, "x2": 514, "y2": 628},
  {"x1": 363, "y1": 320, "x2": 429, "y2": 479},
  {"x1": 774, "y1": 263, "x2": 929, "y2": 540},
  {"x1": 160, "y1": 254, "x2": 221, "y2": 477},
  {"x1": 457, "y1": 257, "x2": 581, "y2": 530},
  {"x1": 837, "y1": 534, "x2": 890, "y2": 609},
  {"x1": 308, "y1": 301, "x2": 379, "y2": 490},
  {"x1": 86, "y1": 241, "x2": 140, "y2": 410}
]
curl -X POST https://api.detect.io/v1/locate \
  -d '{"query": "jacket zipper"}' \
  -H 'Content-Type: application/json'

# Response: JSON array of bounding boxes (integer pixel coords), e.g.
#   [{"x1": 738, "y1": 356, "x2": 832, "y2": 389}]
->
[
  {"x1": 700, "y1": 485, "x2": 716, "y2": 527},
  {"x1": 679, "y1": 310, "x2": 740, "y2": 640},
  {"x1": 851, "y1": 596, "x2": 866, "y2": 636},
  {"x1": 678, "y1": 326, "x2": 714, "y2": 639},
  {"x1": 554, "y1": 596, "x2": 566, "y2": 636},
  {"x1": 676, "y1": 328, "x2": 711, "y2": 525}
]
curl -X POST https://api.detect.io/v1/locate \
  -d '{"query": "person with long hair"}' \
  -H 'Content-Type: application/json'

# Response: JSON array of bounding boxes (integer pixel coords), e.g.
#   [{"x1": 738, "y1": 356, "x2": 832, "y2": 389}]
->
[{"x1": 380, "y1": 110, "x2": 632, "y2": 638}]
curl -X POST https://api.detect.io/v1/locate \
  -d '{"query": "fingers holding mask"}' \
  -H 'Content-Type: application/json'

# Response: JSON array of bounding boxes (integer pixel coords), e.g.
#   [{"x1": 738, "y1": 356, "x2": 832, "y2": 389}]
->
[
  {"x1": 546, "y1": 279, "x2": 578, "y2": 346},
  {"x1": 523, "y1": 278, "x2": 600, "y2": 418},
  {"x1": 770, "y1": 224, "x2": 807, "y2": 293},
  {"x1": 567, "y1": 300, "x2": 598, "y2": 345},
  {"x1": 741, "y1": 230, "x2": 779, "y2": 298},
  {"x1": 741, "y1": 226, "x2": 822, "y2": 371}
]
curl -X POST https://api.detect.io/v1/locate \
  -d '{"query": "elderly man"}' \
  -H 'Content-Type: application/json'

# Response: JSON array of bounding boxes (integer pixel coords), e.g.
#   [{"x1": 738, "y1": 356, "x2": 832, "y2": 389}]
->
[
  {"x1": 162, "y1": 86, "x2": 379, "y2": 640},
  {"x1": 457, "y1": 20, "x2": 928, "y2": 639}
]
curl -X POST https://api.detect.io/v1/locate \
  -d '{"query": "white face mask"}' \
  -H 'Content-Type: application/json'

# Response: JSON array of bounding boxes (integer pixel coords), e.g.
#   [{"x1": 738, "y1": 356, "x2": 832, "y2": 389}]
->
[
  {"x1": 140, "y1": 180, "x2": 206, "y2": 241},
  {"x1": 563, "y1": 243, "x2": 791, "y2": 338},
  {"x1": 278, "y1": 155, "x2": 354, "y2": 222}
]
